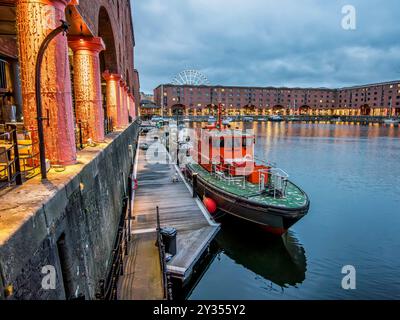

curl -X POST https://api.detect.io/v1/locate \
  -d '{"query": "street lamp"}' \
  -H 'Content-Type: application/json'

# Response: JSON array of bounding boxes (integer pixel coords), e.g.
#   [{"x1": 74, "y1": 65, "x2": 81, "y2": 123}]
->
[
  {"x1": 176, "y1": 106, "x2": 181, "y2": 166},
  {"x1": 35, "y1": 20, "x2": 69, "y2": 180}
]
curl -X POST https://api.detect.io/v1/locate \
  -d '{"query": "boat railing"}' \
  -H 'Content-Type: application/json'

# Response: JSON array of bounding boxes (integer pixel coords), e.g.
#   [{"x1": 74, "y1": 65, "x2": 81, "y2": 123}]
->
[
  {"x1": 211, "y1": 163, "x2": 246, "y2": 189},
  {"x1": 258, "y1": 167, "x2": 289, "y2": 199}
]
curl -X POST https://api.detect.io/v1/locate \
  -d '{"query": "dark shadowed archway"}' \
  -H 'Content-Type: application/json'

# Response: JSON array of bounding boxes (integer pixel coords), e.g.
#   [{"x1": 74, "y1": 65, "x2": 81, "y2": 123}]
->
[
  {"x1": 299, "y1": 105, "x2": 310, "y2": 115},
  {"x1": 98, "y1": 7, "x2": 118, "y2": 74},
  {"x1": 171, "y1": 104, "x2": 186, "y2": 116},
  {"x1": 360, "y1": 104, "x2": 371, "y2": 116}
]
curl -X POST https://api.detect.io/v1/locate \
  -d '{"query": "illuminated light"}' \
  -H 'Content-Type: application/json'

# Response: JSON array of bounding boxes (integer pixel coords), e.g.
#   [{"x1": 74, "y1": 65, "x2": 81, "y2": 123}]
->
[{"x1": 16, "y1": 0, "x2": 77, "y2": 166}]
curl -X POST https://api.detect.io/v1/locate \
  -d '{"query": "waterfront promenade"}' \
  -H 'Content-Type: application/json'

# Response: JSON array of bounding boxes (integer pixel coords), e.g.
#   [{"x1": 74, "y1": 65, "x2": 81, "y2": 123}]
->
[{"x1": 117, "y1": 137, "x2": 220, "y2": 299}]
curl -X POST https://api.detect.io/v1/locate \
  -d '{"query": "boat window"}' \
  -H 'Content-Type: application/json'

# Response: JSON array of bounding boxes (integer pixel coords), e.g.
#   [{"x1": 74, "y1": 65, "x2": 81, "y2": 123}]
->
[
  {"x1": 212, "y1": 137, "x2": 220, "y2": 148},
  {"x1": 220, "y1": 138, "x2": 224, "y2": 148},
  {"x1": 242, "y1": 137, "x2": 247, "y2": 148},
  {"x1": 233, "y1": 137, "x2": 241, "y2": 148},
  {"x1": 224, "y1": 137, "x2": 233, "y2": 148}
]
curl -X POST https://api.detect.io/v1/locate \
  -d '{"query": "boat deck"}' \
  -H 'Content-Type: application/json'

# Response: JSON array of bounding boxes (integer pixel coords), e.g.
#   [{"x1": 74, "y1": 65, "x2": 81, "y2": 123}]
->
[
  {"x1": 124, "y1": 142, "x2": 220, "y2": 288},
  {"x1": 188, "y1": 163, "x2": 307, "y2": 209}
]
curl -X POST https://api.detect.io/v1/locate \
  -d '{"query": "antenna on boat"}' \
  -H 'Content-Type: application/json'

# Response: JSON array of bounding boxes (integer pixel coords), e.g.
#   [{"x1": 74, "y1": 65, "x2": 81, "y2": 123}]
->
[{"x1": 217, "y1": 103, "x2": 223, "y2": 130}]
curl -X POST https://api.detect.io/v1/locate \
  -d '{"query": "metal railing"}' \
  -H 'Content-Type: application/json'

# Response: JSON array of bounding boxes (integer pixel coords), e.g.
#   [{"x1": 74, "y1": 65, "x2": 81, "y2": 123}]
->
[
  {"x1": 96, "y1": 196, "x2": 129, "y2": 300},
  {"x1": 0, "y1": 124, "x2": 22, "y2": 190},
  {"x1": 18, "y1": 129, "x2": 40, "y2": 180},
  {"x1": 259, "y1": 167, "x2": 289, "y2": 198},
  {"x1": 211, "y1": 163, "x2": 247, "y2": 189},
  {"x1": 75, "y1": 121, "x2": 85, "y2": 150},
  {"x1": 207, "y1": 159, "x2": 289, "y2": 198},
  {"x1": 105, "y1": 116, "x2": 113, "y2": 135},
  {"x1": 156, "y1": 206, "x2": 173, "y2": 300}
]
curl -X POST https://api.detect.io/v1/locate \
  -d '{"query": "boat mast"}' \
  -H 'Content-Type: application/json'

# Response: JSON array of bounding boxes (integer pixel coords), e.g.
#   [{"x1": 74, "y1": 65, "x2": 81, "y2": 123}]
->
[{"x1": 217, "y1": 103, "x2": 223, "y2": 130}]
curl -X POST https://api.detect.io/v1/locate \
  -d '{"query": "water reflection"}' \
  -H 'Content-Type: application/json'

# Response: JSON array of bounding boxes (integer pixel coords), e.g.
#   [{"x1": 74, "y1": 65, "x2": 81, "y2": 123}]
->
[
  {"x1": 215, "y1": 216, "x2": 307, "y2": 288},
  {"x1": 188, "y1": 121, "x2": 399, "y2": 299}
]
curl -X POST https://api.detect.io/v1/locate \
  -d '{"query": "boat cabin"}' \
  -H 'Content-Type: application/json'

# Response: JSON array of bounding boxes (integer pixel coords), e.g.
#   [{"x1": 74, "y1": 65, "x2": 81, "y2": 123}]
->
[{"x1": 192, "y1": 128, "x2": 270, "y2": 184}]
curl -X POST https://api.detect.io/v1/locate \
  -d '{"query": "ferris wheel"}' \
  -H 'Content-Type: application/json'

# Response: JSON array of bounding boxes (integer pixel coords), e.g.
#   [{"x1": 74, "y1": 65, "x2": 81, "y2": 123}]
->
[{"x1": 171, "y1": 69, "x2": 210, "y2": 86}]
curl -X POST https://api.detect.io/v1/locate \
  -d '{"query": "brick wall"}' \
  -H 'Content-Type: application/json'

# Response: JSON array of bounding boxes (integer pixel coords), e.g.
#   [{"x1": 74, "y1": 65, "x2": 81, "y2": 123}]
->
[
  {"x1": 0, "y1": 122, "x2": 140, "y2": 300},
  {"x1": 76, "y1": 0, "x2": 136, "y2": 94}
]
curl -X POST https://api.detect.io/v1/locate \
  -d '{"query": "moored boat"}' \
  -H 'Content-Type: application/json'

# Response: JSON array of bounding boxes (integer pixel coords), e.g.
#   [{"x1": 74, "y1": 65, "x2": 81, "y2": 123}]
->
[
  {"x1": 383, "y1": 118, "x2": 400, "y2": 125},
  {"x1": 268, "y1": 115, "x2": 283, "y2": 122},
  {"x1": 243, "y1": 116, "x2": 254, "y2": 122},
  {"x1": 186, "y1": 104, "x2": 310, "y2": 235},
  {"x1": 208, "y1": 116, "x2": 217, "y2": 124},
  {"x1": 222, "y1": 117, "x2": 233, "y2": 126}
]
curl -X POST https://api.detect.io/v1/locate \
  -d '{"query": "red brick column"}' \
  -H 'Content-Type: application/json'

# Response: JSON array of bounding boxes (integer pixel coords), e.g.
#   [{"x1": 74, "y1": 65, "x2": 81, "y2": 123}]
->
[
  {"x1": 68, "y1": 36, "x2": 105, "y2": 142},
  {"x1": 128, "y1": 93, "x2": 136, "y2": 119},
  {"x1": 118, "y1": 81, "x2": 128, "y2": 127},
  {"x1": 16, "y1": 0, "x2": 77, "y2": 165},
  {"x1": 117, "y1": 81, "x2": 124, "y2": 127},
  {"x1": 102, "y1": 71, "x2": 122, "y2": 129},
  {"x1": 123, "y1": 84, "x2": 129, "y2": 125}
]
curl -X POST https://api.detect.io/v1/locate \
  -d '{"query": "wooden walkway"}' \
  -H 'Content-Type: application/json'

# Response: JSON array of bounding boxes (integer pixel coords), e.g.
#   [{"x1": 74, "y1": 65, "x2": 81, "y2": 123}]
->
[
  {"x1": 117, "y1": 138, "x2": 220, "y2": 299},
  {"x1": 117, "y1": 233, "x2": 164, "y2": 300}
]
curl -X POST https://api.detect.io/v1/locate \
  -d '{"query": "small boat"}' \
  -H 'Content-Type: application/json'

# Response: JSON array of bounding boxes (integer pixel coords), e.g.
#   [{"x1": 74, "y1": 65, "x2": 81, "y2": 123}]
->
[
  {"x1": 222, "y1": 117, "x2": 233, "y2": 126},
  {"x1": 383, "y1": 118, "x2": 400, "y2": 125},
  {"x1": 186, "y1": 104, "x2": 310, "y2": 235},
  {"x1": 330, "y1": 117, "x2": 342, "y2": 122},
  {"x1": 243, "y1": 116, "x2": 254, "y2": 122},
  {"x1": 182, "y1": 117, "x2": 191, "y2": 122},
  {"x1": 257, "y1": 117, "x2": 268, "y2": 122},
  {"x1": 269, "y1": 115, "x2": 283, "y2": 122},
  {"x1": 208, "y1": 116, "x2": 217, "y2": 124},
  {"x1": 286, "y1": 116, "x2": 301, "y2": 122}
]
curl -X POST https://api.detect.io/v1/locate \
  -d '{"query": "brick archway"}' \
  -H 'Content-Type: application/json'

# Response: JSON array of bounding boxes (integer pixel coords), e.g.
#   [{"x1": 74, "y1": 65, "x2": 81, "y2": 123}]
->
[
  {"x1": 360, "y1": 104, "x2": 371, "y2": 116},
  {"x1": 171, "y1": 104, "x2": 187, "y2": 116},
  {"x1": 98, "y1": 6, "x2": 118, "y2": 74},
  {"x1": 299, "y1": 105, "x2": 311, "y2": 115}
]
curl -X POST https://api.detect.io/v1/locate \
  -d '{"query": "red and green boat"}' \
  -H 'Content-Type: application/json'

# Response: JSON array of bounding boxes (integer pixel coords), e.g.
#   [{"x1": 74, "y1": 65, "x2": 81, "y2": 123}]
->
[{"x1": 185, "y1": 104, "x2": 310, "y2": 235}]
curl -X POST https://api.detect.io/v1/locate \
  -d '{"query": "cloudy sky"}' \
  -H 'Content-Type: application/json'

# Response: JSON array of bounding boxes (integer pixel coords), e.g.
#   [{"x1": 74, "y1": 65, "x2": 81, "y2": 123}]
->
[{"x1": 132, "y1": 0, "x2": 400, "y2": 93}]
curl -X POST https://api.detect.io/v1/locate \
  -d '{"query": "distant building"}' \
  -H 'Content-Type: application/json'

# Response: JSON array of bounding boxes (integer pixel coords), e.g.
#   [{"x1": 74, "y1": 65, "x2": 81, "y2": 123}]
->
[
  {"x1": 139, "y1": 100, "x2": 161, "y2": 118},
  {"x1": 140, "y1": 92, "x2": 154, "y2": 102},
  {"x1": 154, "y1": 81, "x2": 400, "y2": 117}
]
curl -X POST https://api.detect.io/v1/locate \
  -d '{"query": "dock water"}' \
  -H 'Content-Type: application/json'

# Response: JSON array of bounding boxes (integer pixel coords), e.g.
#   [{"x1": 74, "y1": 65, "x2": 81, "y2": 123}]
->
[{"x1": 117, "y1": 137, "x2": 220, "y2": 300}]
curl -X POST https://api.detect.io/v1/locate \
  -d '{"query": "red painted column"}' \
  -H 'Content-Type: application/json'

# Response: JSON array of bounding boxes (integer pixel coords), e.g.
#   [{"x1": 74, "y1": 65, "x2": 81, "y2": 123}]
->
[
  {"x1": 128, "y1": 93, "x2": 136, "y2": 119},
  {"x1": 16, "y1": 0, "x2": 77, "y2": 165},
  {"x1": 123, "y1": 84, "x2": 129, "y2": 125},
  {"x1": 68, "y1": 36, "x2": 105, "y2": 143},
  {"x1": 132, "y1": 94, "x2": 136, "y2": 119},
  {"x1": 118, "y1": 81, "x2": 128, "y2": 127},
  {"x1": 102, "y1": 71, "x2": 122, "y2": 129},
  {"x1": 118, "y1": 80, "x2": 124, "y2": 127}
]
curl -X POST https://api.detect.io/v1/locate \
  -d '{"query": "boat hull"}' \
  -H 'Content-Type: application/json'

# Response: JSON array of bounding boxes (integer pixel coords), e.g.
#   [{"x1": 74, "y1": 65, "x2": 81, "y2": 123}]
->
[{"x1": 187, "y1": 167, "x2": 310, "y2": 235}]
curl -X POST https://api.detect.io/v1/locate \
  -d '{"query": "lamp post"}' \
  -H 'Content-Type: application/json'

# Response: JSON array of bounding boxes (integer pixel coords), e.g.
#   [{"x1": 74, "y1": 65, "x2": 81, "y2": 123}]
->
[
  {"x1": 176, "y1": 107, "x2": 180, "y2": 166},
  {"x1": 35, "y1": 20, "x2": 69, "y2": 180}
]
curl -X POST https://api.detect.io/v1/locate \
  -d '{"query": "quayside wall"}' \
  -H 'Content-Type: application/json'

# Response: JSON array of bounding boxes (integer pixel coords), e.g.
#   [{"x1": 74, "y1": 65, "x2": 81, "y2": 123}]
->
[{"x1": 0, "y1": 122, "x2": 140, "y2": 300}]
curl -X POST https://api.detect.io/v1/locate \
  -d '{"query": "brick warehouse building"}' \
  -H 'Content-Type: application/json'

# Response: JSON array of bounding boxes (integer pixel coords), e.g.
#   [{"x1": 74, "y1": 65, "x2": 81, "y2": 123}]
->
[
  {"x1": 0, "y1": 0, "x2": 139, "y2": 166},
  {"x1": 0, "y1": 0, "x2": 140, "y2": 300},
  {"x1": 154, "y1": 81, "x2": 400, "y2": 117}
]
